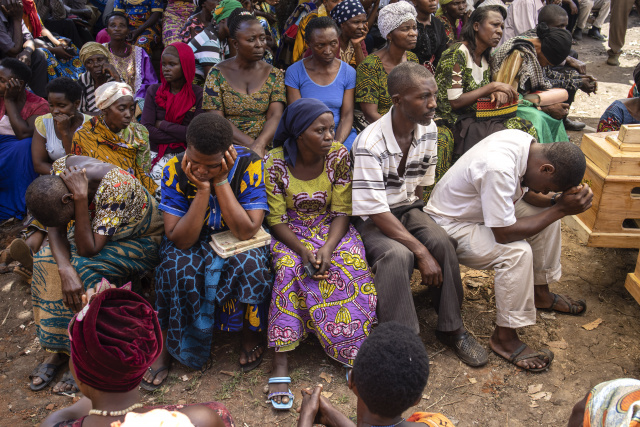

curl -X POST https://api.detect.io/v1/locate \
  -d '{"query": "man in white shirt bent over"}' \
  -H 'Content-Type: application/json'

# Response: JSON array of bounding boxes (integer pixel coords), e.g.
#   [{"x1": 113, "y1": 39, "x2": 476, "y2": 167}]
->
[
  {"x1": 352, "y1": 62, "x2": 488, "y2": 367},
  {"x1": 426, "y1": 129, "x2": 593, "y2": 372}
]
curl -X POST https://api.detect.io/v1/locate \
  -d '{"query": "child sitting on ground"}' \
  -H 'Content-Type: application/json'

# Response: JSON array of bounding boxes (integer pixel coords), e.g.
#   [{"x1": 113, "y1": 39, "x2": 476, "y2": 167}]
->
[{"x1": 296, "y1": 322, "x2": 456, "y2": 427}]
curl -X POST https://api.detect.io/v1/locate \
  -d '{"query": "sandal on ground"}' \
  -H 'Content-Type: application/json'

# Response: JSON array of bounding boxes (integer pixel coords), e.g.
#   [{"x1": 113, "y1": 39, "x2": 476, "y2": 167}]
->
[
  {"x1": 538, "y1": 293, "x2": 586, "y2": 316},
  {"x1": 494, "y1": 343, "x2": 554, "y2": 373},
  {"x1": 55, "y1": 371, "x2": 80, "y2": 395},
  {"x1": 29, "y1": 362, "x2": 63, "y2": 391},
  {"x1": 140, "y1": 365, "x2": 170, "y2": 391},
  {"x1": 268, "y1": 376, "x2": 294, "y2": 410},
  {"x1": 0, "y1": 249, "x2": 13, "y2": 274},
  {"x1": 240, "y1": 343, "x2": 264, "y2": 373},
  {"x1": 13, "y1": 264, "x2": 32, "y2": 282},
  {"x1": 435, "y1": 330, "x2": 489, "y2": 367},
  {"x1": 9, "y1": 239, "x2": 33, "y2": 272}
]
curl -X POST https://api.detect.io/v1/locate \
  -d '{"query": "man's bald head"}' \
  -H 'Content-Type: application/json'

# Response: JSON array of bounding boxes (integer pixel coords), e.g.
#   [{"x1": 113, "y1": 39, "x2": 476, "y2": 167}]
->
[{"x1": 388, "y1": 61, "x2": 435, "y2": 98}]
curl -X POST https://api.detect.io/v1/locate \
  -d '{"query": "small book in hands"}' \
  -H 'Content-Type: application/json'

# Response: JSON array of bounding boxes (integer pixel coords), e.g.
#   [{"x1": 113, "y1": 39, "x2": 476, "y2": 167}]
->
[{"x1": 209, "y1": 227, "x2": 272, "y2": 259}]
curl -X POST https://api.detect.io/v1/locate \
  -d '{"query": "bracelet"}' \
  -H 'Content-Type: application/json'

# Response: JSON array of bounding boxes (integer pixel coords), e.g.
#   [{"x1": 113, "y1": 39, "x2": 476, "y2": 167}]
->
[
  {"x1": 550, "y1": 192, "x2": 560, "y2": 206},
  {"x1": 215, "y1": 178, "x2": 228, "y2": 187}
]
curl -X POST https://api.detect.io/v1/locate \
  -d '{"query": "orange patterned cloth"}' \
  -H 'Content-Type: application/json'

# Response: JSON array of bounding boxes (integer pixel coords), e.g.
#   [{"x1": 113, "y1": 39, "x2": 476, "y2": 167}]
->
[{"x1": 407, "y1": 412, "x2": 456, "y2": 426}]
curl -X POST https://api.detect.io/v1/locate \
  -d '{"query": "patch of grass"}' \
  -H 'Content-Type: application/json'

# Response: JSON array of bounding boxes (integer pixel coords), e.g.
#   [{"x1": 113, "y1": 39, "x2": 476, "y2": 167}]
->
[
  {"x1": 289, "y1": 367, "x2": 306, "y2": 383},
  {"x1": 335, "y1": 395, "x2": 349, "y2": 405},
  {"x1": 217, "y1": 372, "x2": 242, "y2": 400}
]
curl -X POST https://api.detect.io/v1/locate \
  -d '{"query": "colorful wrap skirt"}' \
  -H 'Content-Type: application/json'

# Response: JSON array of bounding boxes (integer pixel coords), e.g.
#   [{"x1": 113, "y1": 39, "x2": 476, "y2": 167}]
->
[
  {"x1": 267, "y1": 210, "x2": 377, "y2": 366},
  {"x1": 31, "y1": 190, "x2": 164, "y2": 353},
  {"x1": 155, "y1": 233, "x2": 272, "y2": 370},
  {"x1": 162, "y1": 1, "x2": 196, "y2": 46}
]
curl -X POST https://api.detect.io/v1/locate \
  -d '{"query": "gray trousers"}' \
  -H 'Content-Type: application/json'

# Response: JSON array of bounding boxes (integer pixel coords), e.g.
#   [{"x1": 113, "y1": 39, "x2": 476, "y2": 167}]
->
[{"x1": 356, "y1": 205, "x2": 464, "y2": 335}]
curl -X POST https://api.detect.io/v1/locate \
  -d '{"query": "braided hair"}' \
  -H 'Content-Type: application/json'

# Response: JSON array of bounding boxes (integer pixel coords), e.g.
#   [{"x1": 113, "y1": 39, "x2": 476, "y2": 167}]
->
[{"x1": 228, "y1": 8, "x2": 259, "y2": 39}]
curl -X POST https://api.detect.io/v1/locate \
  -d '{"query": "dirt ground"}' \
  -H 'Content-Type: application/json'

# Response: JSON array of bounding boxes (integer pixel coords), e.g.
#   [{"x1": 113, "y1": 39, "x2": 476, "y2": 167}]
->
[{"x1": 1, "y1": 16, "x2": 640, "y2": 427}]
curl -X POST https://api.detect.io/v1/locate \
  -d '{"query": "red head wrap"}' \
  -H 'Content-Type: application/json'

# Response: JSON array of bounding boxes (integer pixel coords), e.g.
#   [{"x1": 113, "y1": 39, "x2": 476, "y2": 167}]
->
[
  {"x1": 155, "y1": 42, "x2": 196, "y2": 125},
  {"x1": 69, "y1": 288, "x2": 162, "y2": 393}
]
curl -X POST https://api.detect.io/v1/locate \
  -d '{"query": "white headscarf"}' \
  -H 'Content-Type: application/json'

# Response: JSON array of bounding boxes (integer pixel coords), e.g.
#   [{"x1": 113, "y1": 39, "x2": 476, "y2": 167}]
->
[
  {"x1": 378, "y1": 1, "x2": 417, "y2": 39},
  {"x1": 95, "y1": 82, "x2": 134, "y2": 110}
]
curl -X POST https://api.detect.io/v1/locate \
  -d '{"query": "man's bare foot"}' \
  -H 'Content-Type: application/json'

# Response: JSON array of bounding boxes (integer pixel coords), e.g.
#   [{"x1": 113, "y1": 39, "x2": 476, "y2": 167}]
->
[
  {"x1": 31, "y1": 353, "x2": 68, "y2": 388},
  {"x1": 239, "y1": 327, "x2": 264, "y2": 370},
  {"x1": 269, "y1": 351, "x2": 289, "y2": 404},
  {"x1": 489, "y1": 326, "x2": 552, "y2": 371},
  {"x1": 534, "y1": 285, "x2": 586, "y2": 315},
  {"x1": 142, "y1": 331, "x2": 171, "y2": 389}
]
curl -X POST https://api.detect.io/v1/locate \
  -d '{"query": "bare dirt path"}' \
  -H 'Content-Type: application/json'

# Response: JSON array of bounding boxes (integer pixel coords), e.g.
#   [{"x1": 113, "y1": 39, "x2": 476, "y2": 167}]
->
[{"x1": 1, "y1": 16, "x2": 639, "y2": 427}]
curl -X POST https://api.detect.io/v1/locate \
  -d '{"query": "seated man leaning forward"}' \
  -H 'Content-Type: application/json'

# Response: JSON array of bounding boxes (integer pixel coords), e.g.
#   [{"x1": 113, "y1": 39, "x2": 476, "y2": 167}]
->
[
  {"x1": 426, "y1": 129, "x2": 593, "y2": 372},
  {"x1": 352, "y1": 61, "x2": 488, "y2": 367}
]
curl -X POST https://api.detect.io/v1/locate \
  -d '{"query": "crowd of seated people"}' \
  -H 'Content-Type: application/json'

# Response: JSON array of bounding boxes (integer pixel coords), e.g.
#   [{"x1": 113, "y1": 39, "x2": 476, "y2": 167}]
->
[{"x1": 0, "y1": 0, "x2": 638, "y2": 423}]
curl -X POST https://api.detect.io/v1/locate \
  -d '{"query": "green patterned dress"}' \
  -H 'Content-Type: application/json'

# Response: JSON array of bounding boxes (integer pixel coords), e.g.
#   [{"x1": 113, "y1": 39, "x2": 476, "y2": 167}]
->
[{"x1": 203, "y1": 66, "x2": 286, "y2": 139}]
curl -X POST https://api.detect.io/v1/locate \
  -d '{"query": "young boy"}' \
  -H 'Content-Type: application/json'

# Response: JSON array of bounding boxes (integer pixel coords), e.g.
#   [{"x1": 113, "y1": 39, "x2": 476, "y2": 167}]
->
[{"x1": 297, "y1": 322, "x2": 455, "y2": 427}]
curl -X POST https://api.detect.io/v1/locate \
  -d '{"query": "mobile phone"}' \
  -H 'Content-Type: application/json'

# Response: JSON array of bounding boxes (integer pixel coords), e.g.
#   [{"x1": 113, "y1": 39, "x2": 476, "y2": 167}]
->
[{"x1": 304, "y1": 262, "x2": 318, "y2": 277}]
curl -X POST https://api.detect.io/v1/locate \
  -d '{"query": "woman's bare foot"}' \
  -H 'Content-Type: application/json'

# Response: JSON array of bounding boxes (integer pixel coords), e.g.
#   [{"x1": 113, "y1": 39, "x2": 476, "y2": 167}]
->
[
  {"x1": 489, "y1": 326, "x2": 551, "y2": 371},
  {"x1": 31, "y1": 353, "x2": 68, "y2": 388},
  {"x1": 269, "y1": 351, "x2": 289, "y2": 404},
  {"x1": 239, "y1": 327, "x2": 264, "y2": 369},
  {"x1": 142, "y1": 330, "x2": 171, "y2": 388}
]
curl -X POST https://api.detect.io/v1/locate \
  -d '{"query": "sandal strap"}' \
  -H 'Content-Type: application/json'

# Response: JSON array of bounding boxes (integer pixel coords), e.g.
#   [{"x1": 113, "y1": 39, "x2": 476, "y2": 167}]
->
[
  {"x1": 268, "y1": 390, "x2": 293, "y2": 399},
  {"x1": 512, "y1": 349, "x2": 552, "y2": 364},
  {"x1": 507, "y1": 344, "x2": 528, "y2": 363},
  {"x1": 29, "y1": 363, "x2": 58, "y2": 380},
  {"x1": 268, "y1": 376, "x2": 292, "y2": 384}
]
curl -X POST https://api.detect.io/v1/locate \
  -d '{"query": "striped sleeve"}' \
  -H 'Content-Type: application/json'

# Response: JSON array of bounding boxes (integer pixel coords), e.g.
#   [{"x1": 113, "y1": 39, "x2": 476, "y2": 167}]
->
[{"x1": 352, "y1": 142, "x2": 390, "y2": 216}]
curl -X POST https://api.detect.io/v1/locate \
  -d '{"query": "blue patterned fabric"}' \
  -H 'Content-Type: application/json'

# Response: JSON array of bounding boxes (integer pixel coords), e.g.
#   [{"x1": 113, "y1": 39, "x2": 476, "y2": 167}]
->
[
  {"x1": 155, "y1": 235, "x2": 271, "y2": 370},
  {"x1": 159, "y1": 146, "x2": 269, "y2": 231}
]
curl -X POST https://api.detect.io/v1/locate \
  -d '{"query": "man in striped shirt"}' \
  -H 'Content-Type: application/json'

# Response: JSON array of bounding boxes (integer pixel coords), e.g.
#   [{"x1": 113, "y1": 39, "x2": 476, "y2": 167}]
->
[{"x1": 352, "y1": 62, "x2": 488, "y2": 367}]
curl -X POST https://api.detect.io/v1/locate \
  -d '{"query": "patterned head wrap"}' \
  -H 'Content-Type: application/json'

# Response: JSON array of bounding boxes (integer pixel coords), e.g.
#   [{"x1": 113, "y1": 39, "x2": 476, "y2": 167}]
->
[
  {"x1": 79, "y1": 42, "x2": 110, "y2": 65},
  {"x1": 439, "y1": 0, "x2": 453, "y2": 5},
  {"x1": 213, "y1": 0, "x2": 244, "y2": 23},
  {"x1": 378, "y1": 1, "x2": 417, "y2": 39},
  {"x1": 95, "y1": 81, "x2": 134, "y2": 110},
  {"x1": 330, "y1": 0, "x2": 366, "y2": 26},
  {"x1": 68, "y1": 285, "x2": 162, "y2": 392}
]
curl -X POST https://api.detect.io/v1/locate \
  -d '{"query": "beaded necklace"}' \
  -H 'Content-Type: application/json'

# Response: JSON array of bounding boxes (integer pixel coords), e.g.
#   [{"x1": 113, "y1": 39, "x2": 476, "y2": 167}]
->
[{"x1": 88, "y1": 402, "x2": 143, "y2": 417}]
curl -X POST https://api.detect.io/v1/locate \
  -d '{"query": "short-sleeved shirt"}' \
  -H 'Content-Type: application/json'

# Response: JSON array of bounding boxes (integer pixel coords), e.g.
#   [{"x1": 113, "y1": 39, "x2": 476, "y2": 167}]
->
[
  {"x1": 35, "y1": 114, "x2": 92, "y2": 161},
  {"x1": 425, "y1": 129, "x2": 533, "y2": 232},
  {"x1": 264, "y1": 142, "x2": 352, "y2": 226},
  {"x1": 285, "y1": 59, "x2": 356, "y2": 127},
  {"x1": 52, "y1": 155, "x2": 149, "y2": 236},
  {"x1": 202, "y1": 66, "x2": 286, "y2": 140},
  {"x1": 188, "y1": 27, "x2": 229, "y2": 78},
  {"x1": 352, "y1": 107, "x2": 438, "y2": 218},
  {"x1": 356, "y1": 52, "x2": 419, "y2": 116},
  {"x1": 159, "y1": 146, "x2": 269, "y2": 232}
]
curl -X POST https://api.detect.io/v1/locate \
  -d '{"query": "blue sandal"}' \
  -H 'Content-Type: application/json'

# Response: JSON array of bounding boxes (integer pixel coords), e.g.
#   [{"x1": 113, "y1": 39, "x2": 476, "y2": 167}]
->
[{"x1": 268, "y1": 376, "x2": 294, "y2": 410}]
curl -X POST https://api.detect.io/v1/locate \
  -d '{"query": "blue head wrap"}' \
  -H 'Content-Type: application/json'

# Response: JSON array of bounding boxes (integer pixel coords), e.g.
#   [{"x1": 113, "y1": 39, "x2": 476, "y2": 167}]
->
[
  {"x1": 273, "y1": 98, "x2": 333, "y2": 167},
  {"x1": 330, "y1": 0, "x2": 366, "y2": 26}
]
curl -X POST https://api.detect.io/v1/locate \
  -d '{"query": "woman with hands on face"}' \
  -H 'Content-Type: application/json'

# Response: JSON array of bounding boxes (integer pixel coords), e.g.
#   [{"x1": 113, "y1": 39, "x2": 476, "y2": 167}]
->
[
  {"x1": 25, "y1": 154, "x2": 164, "y2": 395},
  {"x1": 77, "y1": 42, "x2": 122, "y2": 116},
  {"x1": 146, "y1": 113, "x2": 272, "y2": 390},
  {"x1": 264, "y1": 98, "x2": 377, "y2": 411}
]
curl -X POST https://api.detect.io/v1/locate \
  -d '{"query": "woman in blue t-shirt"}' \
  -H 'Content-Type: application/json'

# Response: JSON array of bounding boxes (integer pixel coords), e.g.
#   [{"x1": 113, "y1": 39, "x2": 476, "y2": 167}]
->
[{"x1": 285, "y1": 17, "x2": 358, "y2": 150}]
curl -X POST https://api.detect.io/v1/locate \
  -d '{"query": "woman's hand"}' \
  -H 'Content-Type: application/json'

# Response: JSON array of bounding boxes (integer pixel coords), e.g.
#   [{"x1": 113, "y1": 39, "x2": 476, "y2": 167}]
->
[
  {"x1": 490, "y1": 82, "x2": 518, "y2": 102},
  {"x1": 313, "y1": 245, "x2": 332, "y2": 280},
  {"x1": 212, "y1": 146, "x2": 237, "y2": 186},
  {"x1": 59, "y1": 265, "x2": 84, "y2": 313},
  {"x1": 60, "y1": 166, "x2": 89, "y2": 200},
  {"x1": 4, "y1": 78, "x2": 22, "y2": 100},
  {"x1": 53, "y1": 113, "x2": 74, "y2": 134},
  {"x1": 490, "y1": 91, "x2": 509, "y2": 107},
  {"x1": 49, "y1": 45, "x2": 74, "y2": 60},
  {"x1": 351, "y1": 23, "x2": 369, "y2": 45},
  {"x1": 580, "y1": 75, "x2": 597, "y2": 94},
  {"x1": 181, "y1": 154, "x2": 211, "y2": 192},
  {"x1": 541, "y1": 102, "x2": 570, "y2": 120},
  {"x1": 102, "y1": 63, "x2": 122, "y2": 82},
  {"x1": 127, "y1": 29, "x2": 142, "y2": 43},
  {"x1": 298, "y1": 247, "x2": 321, "y2": 278}
]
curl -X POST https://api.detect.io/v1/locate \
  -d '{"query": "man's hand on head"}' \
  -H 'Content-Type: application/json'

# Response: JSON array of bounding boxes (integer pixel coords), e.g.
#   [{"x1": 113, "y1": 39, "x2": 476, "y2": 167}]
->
[{"x1": 555, "y1": 184, "x2": 593, "y2": 216}]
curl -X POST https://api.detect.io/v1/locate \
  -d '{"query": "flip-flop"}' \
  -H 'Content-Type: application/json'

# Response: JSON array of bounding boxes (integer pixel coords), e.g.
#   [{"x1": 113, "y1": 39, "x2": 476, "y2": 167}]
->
[
  {"x1": 494, "y1": 343, "x2": 554, "y2": 373},
  {"x1": 13, "y1": 265, "x2": 32, "y2": 282},
  {"x1": 140, "y1": 365, "x2": 170, "y2": 391},
  {"x1": 344, "y1": 364, "x2": 351, "y2": 382},
  {"x1": 240, "y1": 344, "x2": 264, "y2": 373},
  {"x1": 268, "y1": 376, "x2": 294, "y2": 410},
  {"x1": 9, "y1": 239, "x2": 32, "y2": 271},
  {"x1": 29, "y1": 362, "x2": 62, "y2": 391},
  {"x1": 539, "y1": 293, "x2": 587, "y2": 316},
  {"x1": 54, "y1": 371, "x2": 79, "y2": 395}
]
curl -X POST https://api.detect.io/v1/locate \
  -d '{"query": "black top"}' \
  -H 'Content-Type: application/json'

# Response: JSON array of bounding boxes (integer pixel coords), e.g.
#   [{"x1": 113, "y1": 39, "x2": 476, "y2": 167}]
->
[{"x1": 411, "y1": 15, "x2": 449, "y2": 72}]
